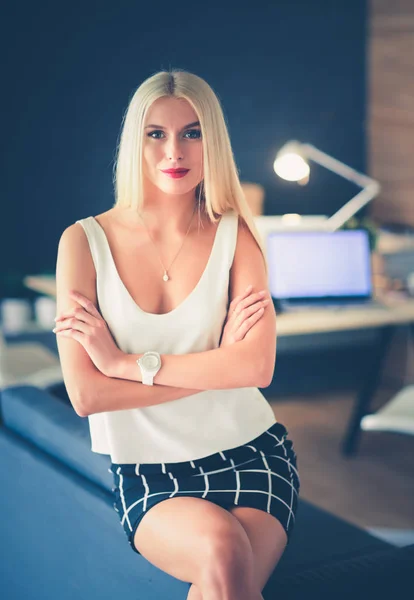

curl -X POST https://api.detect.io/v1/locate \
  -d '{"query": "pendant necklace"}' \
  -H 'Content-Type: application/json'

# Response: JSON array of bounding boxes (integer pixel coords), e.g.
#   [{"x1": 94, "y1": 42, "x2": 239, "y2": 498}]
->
[{"x1": 138, "y1": 203, "x2": 197, "y2": 282}]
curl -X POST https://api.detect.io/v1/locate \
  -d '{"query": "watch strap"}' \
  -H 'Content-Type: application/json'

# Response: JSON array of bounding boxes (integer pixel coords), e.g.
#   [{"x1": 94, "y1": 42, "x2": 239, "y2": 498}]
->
[{"x1": 142, "y1": 371, "x2": 154, "y2": 386}]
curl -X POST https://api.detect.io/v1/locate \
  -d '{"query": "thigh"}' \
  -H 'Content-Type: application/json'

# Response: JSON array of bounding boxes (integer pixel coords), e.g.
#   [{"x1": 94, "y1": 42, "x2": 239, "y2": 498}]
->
[
  {"x1": 228, "y1": 506, "x2": 288, "y2": 592},
  {"x1": 224, "y1": 441, "x2": 300, "y2": 590},
  {"x1": 133, "y1": 496, "x2": 253, "y2": 586}
]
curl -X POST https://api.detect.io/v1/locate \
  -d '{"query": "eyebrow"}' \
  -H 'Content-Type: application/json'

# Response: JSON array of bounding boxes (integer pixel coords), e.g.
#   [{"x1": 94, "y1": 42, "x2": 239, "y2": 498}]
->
[{"x1": 144, "y1": 121, "x2": 200, "y2": 130}]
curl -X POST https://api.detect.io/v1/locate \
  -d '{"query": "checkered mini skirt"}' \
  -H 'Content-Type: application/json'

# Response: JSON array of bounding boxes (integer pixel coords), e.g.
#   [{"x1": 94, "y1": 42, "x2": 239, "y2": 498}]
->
[{"x1": 109, "y1": 421, "x2": 300, "y2": 555}]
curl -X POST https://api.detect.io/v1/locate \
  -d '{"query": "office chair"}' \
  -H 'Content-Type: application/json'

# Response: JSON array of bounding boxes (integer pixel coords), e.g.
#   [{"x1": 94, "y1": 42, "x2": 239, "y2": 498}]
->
[{"x1": 361, "y1": 385, "x2": 414, "y2": 436}]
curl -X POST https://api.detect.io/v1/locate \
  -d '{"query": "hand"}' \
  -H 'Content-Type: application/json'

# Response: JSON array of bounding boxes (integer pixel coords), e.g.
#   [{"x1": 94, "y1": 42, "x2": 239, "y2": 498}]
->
[
  {"x1": 220, "y1": 285, "x2": 271, "y2": 348},
  {"x1": 53, "y1": 290, "x2": 124, "y2": 377}
]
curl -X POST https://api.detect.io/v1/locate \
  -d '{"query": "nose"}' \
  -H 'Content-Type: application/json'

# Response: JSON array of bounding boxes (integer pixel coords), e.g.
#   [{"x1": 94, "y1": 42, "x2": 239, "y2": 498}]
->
[{"x1": 166, "y1": 136, "x2": 183, "y2": 161}]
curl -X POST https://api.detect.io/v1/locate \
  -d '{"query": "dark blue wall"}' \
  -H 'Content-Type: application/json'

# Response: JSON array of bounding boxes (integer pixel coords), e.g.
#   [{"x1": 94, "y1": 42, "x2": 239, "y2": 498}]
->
[{"x1": 1, "y1": 0, "x2": 367, "y2": 298}]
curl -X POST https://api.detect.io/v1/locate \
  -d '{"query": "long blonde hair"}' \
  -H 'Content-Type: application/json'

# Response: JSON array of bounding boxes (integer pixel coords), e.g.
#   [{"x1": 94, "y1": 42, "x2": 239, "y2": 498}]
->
[{"x1": 113, "y1": 69, "x2": 268, "y2": 276}]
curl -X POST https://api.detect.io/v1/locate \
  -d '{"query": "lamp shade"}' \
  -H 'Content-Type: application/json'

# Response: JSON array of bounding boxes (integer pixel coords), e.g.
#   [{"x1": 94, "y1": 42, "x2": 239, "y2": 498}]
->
[
  {"x1": 273, "y1": 140, "x2": 311, "y2": 182},
  {"x1": 273, "y1": 152, "x2": 310, "y2": 182}
]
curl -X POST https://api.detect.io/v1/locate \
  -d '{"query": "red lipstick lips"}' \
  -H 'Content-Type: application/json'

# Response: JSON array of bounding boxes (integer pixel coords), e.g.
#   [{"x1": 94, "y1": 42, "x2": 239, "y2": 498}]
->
[{"x1": 161, "y1": 168, "x2": 190, "y2": 179}]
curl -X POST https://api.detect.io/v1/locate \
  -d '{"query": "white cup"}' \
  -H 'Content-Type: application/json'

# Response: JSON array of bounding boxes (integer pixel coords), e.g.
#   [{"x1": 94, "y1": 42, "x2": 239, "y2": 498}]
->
[
  {"x1": 34, "y1": 296, "x2": 57, "y2": 329},
  {"x1": 0, "y1": 298, "x2": 32, "y2": 333}
]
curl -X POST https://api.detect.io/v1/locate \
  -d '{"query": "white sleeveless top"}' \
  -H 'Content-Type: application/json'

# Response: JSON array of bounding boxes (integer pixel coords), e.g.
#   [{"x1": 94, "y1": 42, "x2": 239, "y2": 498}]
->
[{"x1": 76, "y1": 211, "x2": 277, "y2": 464}]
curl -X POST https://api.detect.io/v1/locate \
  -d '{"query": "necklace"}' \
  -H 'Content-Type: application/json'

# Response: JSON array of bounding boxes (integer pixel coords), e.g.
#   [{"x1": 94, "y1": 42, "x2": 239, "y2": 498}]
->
[{"x1": 138, "y1": 203, "x2": 197, "y2": 282}]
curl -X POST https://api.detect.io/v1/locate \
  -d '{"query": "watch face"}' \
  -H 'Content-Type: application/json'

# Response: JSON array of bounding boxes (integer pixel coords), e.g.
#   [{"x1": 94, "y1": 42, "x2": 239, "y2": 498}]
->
[{"x1": 143, "y1": 353, "x2": 160, "y2": 370}]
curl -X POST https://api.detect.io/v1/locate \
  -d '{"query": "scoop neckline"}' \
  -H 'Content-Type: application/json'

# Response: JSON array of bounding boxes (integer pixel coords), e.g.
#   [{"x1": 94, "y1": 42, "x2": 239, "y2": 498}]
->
[{"x1": 89, "y1": 213, "x2": 227, "y2": 318}]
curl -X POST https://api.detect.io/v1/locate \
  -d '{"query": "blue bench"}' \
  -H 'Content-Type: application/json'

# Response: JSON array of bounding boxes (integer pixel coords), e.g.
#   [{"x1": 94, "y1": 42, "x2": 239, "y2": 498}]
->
[{"x1": 0, "y1": 385, "x2": 410, "y2": 599}]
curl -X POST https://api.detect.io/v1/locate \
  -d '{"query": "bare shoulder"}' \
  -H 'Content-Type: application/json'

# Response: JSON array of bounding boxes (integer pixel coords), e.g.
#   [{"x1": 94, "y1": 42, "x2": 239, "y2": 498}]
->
[
  {"x1": 56, "y1": 221, "x2": 97, "y2": 314},
  {"x1": 229, "y1": 213, "x2": 267, "y2": 297},
  {"x1": 58, "y1": 221, "x2": 94, "y2": 270},
  {"x1": 234, "y1": 213, "x2": 261, "y2": 254},
  {"x1": 58, "y1": 207, "x2": 112, "y2": 256},
  {"x1": 59, "y1": 220, "x2": 89, "y2": 244}
]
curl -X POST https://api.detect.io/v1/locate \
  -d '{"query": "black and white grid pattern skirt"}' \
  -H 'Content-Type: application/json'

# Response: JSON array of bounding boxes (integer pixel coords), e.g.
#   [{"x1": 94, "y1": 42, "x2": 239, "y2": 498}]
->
[{"x1": 109, "y1": 421, "x2": 300, "y2": 555}]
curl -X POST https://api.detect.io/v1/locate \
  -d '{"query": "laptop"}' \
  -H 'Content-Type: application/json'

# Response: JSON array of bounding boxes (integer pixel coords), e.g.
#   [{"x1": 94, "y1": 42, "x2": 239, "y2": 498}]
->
[{"x1": 266, "y1": 229, "x2": 386, "y2": 312}]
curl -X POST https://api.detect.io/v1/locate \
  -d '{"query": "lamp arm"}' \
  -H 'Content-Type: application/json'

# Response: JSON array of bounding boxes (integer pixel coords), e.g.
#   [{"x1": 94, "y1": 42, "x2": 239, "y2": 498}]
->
[
  {"x1": 300, "y1": 144, "x2": 379, "y2": 188},
  {"x1": 324, "y1": 184, "x2": 380, "y2": 231},
  {"x1": 300, "y1": 144, "x2": 381, "y2": 230}
]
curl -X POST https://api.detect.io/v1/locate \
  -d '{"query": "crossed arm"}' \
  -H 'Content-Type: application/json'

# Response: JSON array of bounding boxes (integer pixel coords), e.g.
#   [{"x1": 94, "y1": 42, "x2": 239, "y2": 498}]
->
[
  {"x1": 55, "y1": 218, "x2": 276, "y2": 417},
  {"x1": 112, "y1": 338, "x2": 271, "y2": 390}
]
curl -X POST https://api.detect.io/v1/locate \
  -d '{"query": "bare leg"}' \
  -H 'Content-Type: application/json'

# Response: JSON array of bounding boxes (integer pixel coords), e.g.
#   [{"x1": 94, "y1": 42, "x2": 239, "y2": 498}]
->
[
  {"x1": 196, "y1": 565, "x2": 264, "y2": 600},
  {"x1": 188, "y1": 581, "x2": 265, "y2": 600},
  {"x1": 187, "y1": 583, "x2": 203, "y2": 600}
]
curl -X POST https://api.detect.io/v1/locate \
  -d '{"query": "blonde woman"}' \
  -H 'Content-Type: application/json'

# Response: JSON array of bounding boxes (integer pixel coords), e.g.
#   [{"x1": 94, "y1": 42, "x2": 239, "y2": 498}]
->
[{"x1": 54, "y1": 69, "x2": 300, "y2": 600}]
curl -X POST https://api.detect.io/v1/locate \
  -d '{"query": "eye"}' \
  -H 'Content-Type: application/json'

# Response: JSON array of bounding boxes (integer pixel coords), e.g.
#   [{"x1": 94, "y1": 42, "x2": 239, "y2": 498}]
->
[
  {"x1": 147, "y1": 130, "x2": 165, "y2": 139},
  {"x1": 183, "y1": 129, "x2": 202, "y2": 139},
  {"x1": 146, "y1": 129, "x2": 202, "y2": 140}
]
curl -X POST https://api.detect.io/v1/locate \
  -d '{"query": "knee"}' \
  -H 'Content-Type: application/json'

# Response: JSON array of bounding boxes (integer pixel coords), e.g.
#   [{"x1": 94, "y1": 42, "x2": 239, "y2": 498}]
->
[{"x1": 200, "y1": 525, "x2": 254, "y2": 586}]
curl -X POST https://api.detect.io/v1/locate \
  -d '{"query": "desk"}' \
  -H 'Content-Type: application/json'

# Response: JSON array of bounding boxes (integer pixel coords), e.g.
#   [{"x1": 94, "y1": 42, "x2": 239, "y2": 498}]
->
[
  {"x1": 24, "y1": 275, "x2": 414, "y2": 456},
  {"x1": 275, "y1": 297, "x2": 414, "y2": 456},
  {"x1": 24, "y1": 275, "x2": 56, "y2": 297}
]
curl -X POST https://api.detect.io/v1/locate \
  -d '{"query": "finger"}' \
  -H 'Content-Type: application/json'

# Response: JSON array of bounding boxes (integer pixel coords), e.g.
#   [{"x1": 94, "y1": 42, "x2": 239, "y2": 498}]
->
[
  {"x1": 228, "y1": 285, "x2": 253, "y2": 312},
  {"x1": 55, "y1": 308, "x2": 94, "y2": 324},
  {"x1": 232, "y1": 291, "x2": 268, "y2": 317},
  {"x1": 236, "y1": 307, "x2": 265, "y2": 338},
  {"x1": 54, "y1": 317, "x2": 90, "y2": 335},
  {"x1": 55, "y1": 304, "x2": 87, "y2": 322},
  {"x1": 69, "y1": 291, "x2": 101, "y2": 319},
  {"x1": 229, "y1": 290, "x2": 267, "y2": 320},
  {"x1": 56, "y1": 296, "x2": 102, "y2": 324},
  {"x1": 231, "y1": 306, "x2": 265, "y2": 342},
  {"x1": 54, "y1": 311, "x2": 93, "y2": 329},
  {"x1": 232, "y1": 298, "x2": 269, "y2": 327},
  {"x1": 55, "y1": 311, "x2": 75, "y2": 322},
  {"x1": 55, "y1": 328, "x2": 84, "y2": 343}
]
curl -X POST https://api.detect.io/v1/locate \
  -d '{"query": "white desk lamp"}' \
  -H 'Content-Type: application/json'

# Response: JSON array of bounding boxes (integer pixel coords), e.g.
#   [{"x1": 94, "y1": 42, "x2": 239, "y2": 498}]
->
[
  {"x1": 268, "y1": 142, "x2": 414, "y2": 446},
  {"x1": 254, "y1": 140, "x2": 381, "y2": 237}
]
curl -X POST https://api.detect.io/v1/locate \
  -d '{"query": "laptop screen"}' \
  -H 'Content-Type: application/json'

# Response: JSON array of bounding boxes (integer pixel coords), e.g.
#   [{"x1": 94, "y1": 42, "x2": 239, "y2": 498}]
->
[{"x1": 267, "y1": 229, "x2": 372, "y2": 302}]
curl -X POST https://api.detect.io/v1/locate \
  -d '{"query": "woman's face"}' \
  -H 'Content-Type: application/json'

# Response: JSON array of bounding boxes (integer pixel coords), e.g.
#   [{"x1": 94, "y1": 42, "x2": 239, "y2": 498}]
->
[{"x1": 143, "y1": 97, "x2": 204, "y2": 196}]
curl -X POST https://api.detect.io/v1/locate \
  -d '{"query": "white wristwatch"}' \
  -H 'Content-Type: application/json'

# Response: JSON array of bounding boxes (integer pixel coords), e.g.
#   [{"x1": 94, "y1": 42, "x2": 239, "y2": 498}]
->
[{"x1": 137, "y1": 351, "x2": 162, "y2": 385}]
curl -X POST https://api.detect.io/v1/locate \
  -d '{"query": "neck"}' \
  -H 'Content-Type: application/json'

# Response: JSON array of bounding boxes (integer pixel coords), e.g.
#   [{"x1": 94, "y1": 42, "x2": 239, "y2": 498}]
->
[
  {"x1": 138, "y1": 177, "x2": 203, "y2": 233},
  {"x1": 115, "y1": 188, "x2": 204, "y2": 234},
  {"x1": 140, "y1": 200, "x2": 198, "y2": 233}
]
